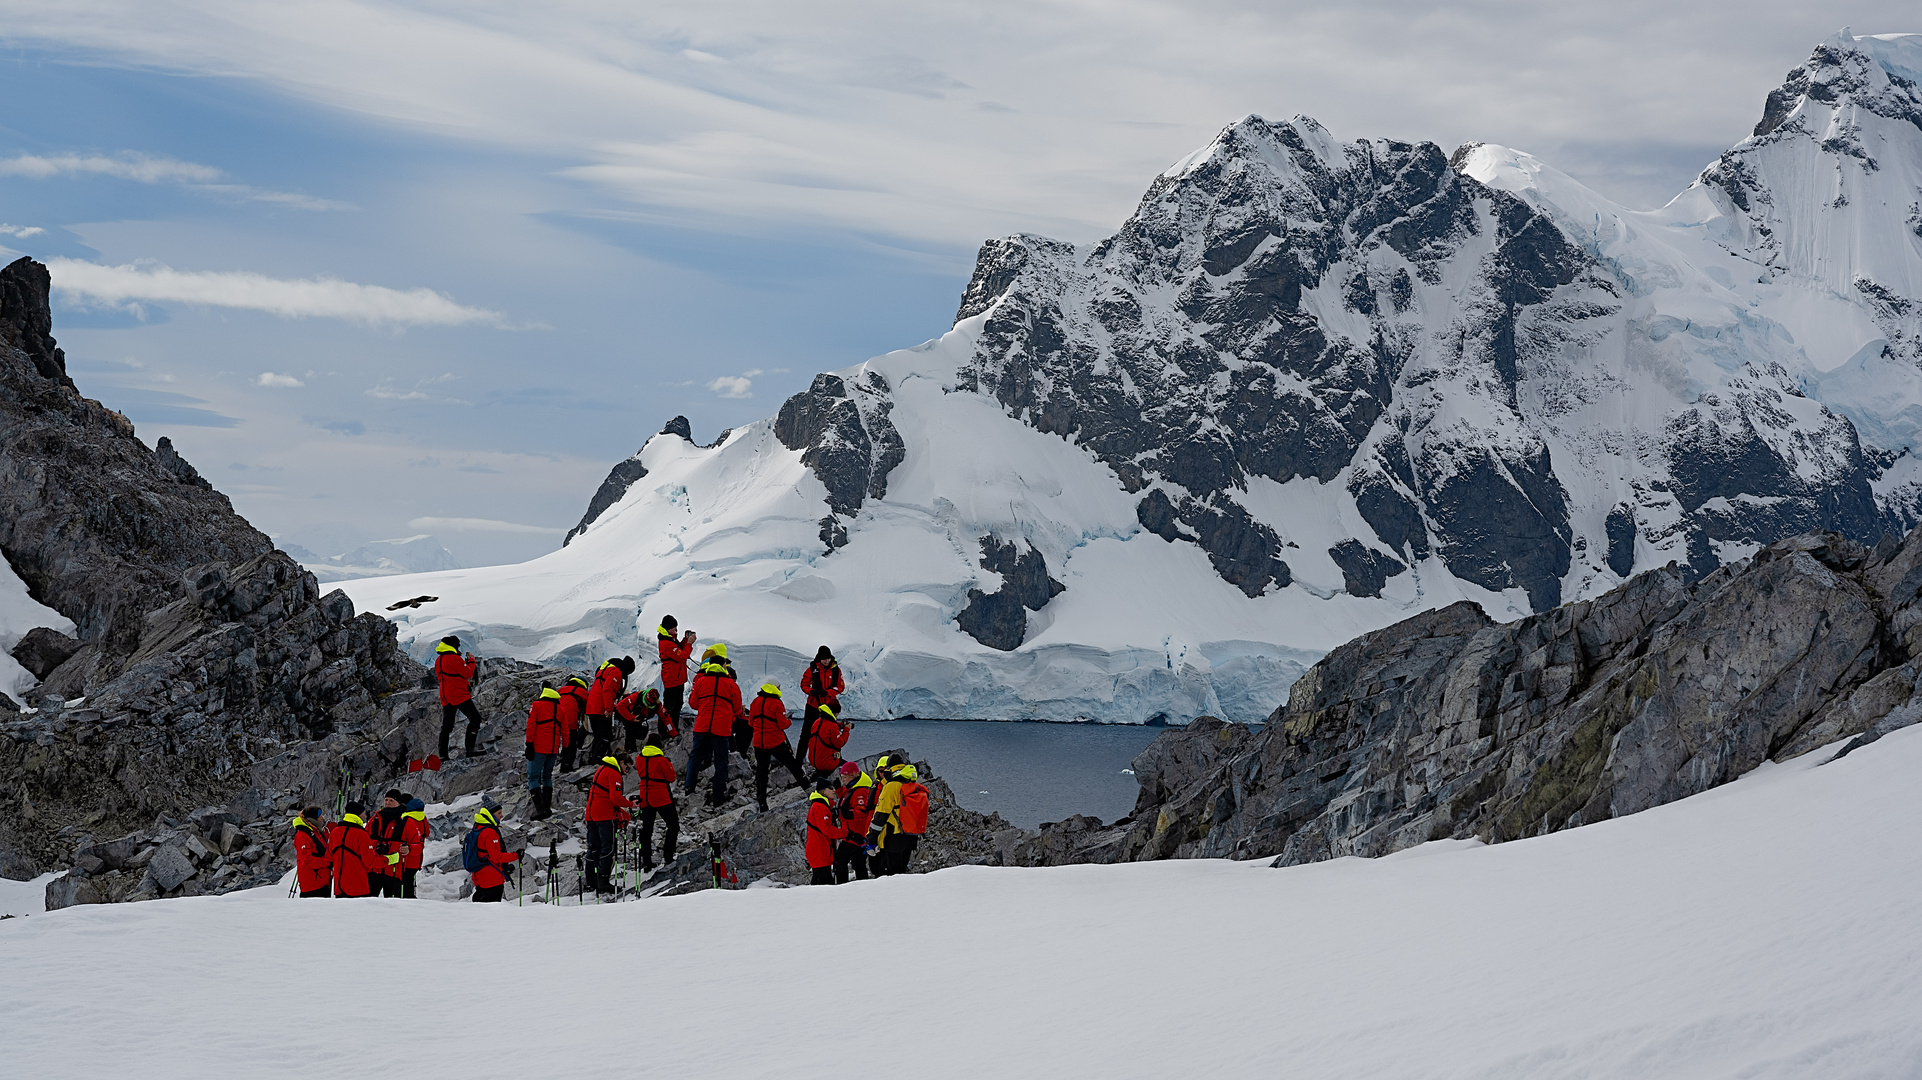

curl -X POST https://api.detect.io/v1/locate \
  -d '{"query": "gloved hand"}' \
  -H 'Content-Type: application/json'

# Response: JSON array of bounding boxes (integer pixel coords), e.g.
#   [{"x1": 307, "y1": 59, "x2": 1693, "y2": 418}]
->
[
  {"x1": 525, "y1": 742, "x2": 535, "y2": 760},
  {"x1": 863, "y1": 844, "x2": 878, "y2": 857},
  {"x1": 387, "y1": 852, "x2": 402, "y2": 865}
]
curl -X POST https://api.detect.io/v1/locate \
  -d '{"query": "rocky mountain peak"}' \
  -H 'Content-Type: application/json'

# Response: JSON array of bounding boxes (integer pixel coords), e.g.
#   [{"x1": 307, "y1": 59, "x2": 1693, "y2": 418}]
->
[{"x1": 0, "y1": 256, "x2": 69, "y2": 388}]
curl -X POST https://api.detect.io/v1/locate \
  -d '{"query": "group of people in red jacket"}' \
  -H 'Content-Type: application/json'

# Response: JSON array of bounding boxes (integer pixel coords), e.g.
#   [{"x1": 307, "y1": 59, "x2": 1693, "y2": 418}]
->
[{"x1": 291, "y1": 790, "x2": 430, "y2": 899}]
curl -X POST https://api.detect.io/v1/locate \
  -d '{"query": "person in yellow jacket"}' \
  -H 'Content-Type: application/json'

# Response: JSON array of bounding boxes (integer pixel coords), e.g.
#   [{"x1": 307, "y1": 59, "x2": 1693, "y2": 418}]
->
[{"x1": 866, "y1": 763, "x2": 908, "y2": 877}]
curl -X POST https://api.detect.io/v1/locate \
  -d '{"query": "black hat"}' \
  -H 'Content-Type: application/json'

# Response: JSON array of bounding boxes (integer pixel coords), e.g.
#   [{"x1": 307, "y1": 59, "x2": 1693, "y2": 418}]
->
[
  {"x1": 441, "y1": 635, "x2": 460, "y2": 648},
  {"x1": 617, "y1": 656, "x2": 636, "y2": 675},
  {"x1": 815, "y1": 645, "x2": 833, "y2": 661},
  {"x1": 660, "y1": 615, "x2": 678, "y2": 629},
  {"x1": 385, "y1": 789, "x2": 408, "y2": 804},
  {"x1": 344, "y1": 801, "x2": 365, "y2": 816}
]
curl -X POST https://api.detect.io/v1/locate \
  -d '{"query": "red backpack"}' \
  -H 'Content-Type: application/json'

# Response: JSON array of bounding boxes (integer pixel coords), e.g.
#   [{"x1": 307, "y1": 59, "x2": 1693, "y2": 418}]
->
[{"x1": 897, "y1": 783, "x2": 929, "y2": 835}]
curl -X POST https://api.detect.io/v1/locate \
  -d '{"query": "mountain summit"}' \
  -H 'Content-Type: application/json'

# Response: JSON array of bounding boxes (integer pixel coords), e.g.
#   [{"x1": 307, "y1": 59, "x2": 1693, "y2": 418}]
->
[{"x1": 343, "y1": 32, "x2": 1922, "y2": 722}]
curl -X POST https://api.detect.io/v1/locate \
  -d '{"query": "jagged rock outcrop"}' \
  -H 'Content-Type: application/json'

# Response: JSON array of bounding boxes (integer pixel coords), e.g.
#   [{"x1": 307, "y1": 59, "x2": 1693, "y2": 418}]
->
[
  {"x1": 956, "y1": 534, "x2": 1067, "y2": 650},
  {"x1": 1046, "y1": 526, "x2": 1922, "y2": 867},
  {"x1": 774, "y1": 371, "x2": 906, "y2": 550},
  {"x1": 0, "y1": 256, "x2": 421, "y2": 883}
]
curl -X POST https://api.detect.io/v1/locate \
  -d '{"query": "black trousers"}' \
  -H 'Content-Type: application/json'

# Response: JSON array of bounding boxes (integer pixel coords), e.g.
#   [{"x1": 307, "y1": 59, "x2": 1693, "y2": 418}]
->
[
  {"x1": 588, "y1": 714, "x2": 614, "y2": 762},
  {"x1": 402, "y1": 868, "x2": 419, "y2": 899},
  {"x1": 833, "y1": 839, "x2": 869, "y2": 884},
  {"x1": 684, "y1": 732, "x2": 731, "y2": 803},
  {"x1": 371, "y1": 873, "x2": 403, "y2": 897},
  {"x1": 300, "y1": 885, "x2": 332, "y2": 898},
  {"x1": 639, "y1": 803, "x2": 679, "y2": 865},
  {"x1": 586, "y1": 819, "x2": 616, "y2": 889},
  {"x1": 887, "y1": 835, "x2": 920, "y2": 875},
  {"x1": 753, "y1": 744, "x2": 805, "y2": 807},
  {"x1": 622, "y1": 719, "x2": 646, "y2": 752},
  {"x1": 663, "y1": 684, "x2": 684, "y2": 729},
  {"x1": 560, "y1": 728, "x2": 579, "y2": 772},
  {"x1": 810, "y1": 866, "x2": 835, "y2": 885},
  {"x1": 472, "y1": 883, "x2": 504, "y2": 903},
  {"x1": 439, "y1": 700, "x2": 485, "y2": 756}
]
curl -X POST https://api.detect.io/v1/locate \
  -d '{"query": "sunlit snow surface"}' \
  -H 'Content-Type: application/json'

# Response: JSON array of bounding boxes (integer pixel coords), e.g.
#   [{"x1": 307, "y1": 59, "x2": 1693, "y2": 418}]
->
[
  {"x1": 5, "y1": 727, "x2": 1921, "y2": 1078},
  {"x1": 0, "y1": 555, "x2": 73, "y2": 702}
]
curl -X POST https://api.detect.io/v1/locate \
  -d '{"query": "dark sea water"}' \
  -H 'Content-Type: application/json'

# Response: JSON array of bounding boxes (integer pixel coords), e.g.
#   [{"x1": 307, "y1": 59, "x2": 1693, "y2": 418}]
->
[{"x1": 840, "y1": 719, "x2": 1167, "y2": 829}]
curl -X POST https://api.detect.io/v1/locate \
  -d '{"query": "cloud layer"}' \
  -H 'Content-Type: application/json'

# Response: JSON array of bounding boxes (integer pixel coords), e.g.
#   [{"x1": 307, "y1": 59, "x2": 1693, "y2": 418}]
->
[
  {"x1": 47, "y1": 259, "x2": 507, "y2": 326},
  {"x1": 407, "y1": 515, "x2": 561, "y2": 535}
]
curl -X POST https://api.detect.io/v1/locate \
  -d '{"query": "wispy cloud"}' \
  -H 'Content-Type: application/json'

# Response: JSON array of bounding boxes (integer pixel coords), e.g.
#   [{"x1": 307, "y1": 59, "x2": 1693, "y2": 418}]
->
[
  {"x1": 0, "y1": 223, "x2": 46, "y2": 238},
  {"x1": 255, "y1": 371, "x2": 304, "y2": 387},
  {"x1": 707, "y1": 367, "x2": 762, "y2": 399},
  {"x1": 0, "y1": 151, "x2": 352, "y2": 211},
  {"x1": 408, "y1": 515, "x2": 559, "y2": 535},
  {"x1": 47, "y1": 259, "x2": 507, "y2": 327},
  {"x1": 365, "y1": 372, "x2": 469, "y2": 402}
]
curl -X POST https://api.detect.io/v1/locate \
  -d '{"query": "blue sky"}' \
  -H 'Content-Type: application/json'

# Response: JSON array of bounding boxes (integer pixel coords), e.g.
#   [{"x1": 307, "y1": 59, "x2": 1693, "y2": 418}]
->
[{"x1": 0, "y1": 1, "x2": 1911, "y2": 566}]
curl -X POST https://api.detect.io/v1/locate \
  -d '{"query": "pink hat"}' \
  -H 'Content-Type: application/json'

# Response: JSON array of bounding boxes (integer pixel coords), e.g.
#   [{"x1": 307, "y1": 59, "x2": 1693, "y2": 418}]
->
[{"x1": 839, "y1": 761, "x2": 859, "y2": 777}]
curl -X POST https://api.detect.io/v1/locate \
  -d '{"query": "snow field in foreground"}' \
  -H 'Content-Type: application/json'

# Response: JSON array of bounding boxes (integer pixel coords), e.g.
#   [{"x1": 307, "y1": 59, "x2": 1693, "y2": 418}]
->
[{"x1": 4, "y1": 729, "x2": 1921, "y2": 1079}]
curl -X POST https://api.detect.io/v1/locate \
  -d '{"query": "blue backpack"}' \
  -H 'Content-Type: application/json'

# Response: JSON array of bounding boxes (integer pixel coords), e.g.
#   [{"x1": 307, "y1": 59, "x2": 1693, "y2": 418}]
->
[{"x1": 462, "y1": 824, "x2": 499, "y2": 874}]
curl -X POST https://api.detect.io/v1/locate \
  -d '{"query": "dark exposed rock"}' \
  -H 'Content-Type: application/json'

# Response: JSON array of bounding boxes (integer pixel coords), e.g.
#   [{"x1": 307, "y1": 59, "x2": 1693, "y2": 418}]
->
[
  {"x1": 955, "y1": 535, "x2": 1066, "y2": 650},
  {"x1": 957, "y1": 589, "x2": 1028, "y2": 651},
  {"x1": 1605, "y1": 504, "x2": 1637, "y2": 577},
  {"x1": 10, "y1": 625, "x2": 80, "y2": 681},
  {"x1": 1083, "y1": 527, "x2": 1922, "y2": 868},
  {"x1": 0, "y1": 257, "x2": 422, "y2": 883},
  {"x1": 1328, "y1": 539, "x2": 1405, "y2": 598},
  {"x1": 564, "y1": 455, "x2": 648, "y2": 545},
  {"x1": 661, "y1": 415, "x2": 693, "y2": 441},
  {"x1": 774, "y1": 370, "x2": 907, "y2": 546},
  {"x1": 153, "y1": 437, "x2": 211, "y2": 491}
]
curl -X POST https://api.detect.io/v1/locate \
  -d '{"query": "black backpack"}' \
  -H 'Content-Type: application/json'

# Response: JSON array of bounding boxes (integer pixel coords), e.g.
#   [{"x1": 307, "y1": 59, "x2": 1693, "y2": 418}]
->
[{"x1": 462, "y1": 823, "x2": 500, "y2": 874}]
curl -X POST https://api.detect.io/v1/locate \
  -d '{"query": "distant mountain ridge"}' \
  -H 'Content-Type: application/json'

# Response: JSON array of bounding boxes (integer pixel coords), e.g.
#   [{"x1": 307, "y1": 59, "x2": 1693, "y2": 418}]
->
[{"x1": 344, "y1": 31, "x2": 1922, "y2": 723}]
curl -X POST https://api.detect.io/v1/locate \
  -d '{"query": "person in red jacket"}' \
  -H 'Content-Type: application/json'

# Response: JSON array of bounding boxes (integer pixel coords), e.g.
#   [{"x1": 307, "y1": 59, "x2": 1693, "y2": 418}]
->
[
  {"x1": 292, "y1": 806, "x2": 332, "y2": 897},
  {"x1": 328, "y1": 803, "x2": 399, "y2": 898},
  {"x1": 656, "y1": 615, "x2": 697, "y2": 730},
  {"x1": 805, "y1": 777, "x2": 844, "y2": 885},
  {"x1": 684, "y1": 645, "x2": 743, "y2": 807},
  {"x1": 522, "y1": 685, "x2": 568, "y2": 820},
  {"x1": 633, "y1": 732, "x2": 679, "y2": 871},
  {"x1": 434, "y1": 635, "x2": 487, "y2": 759},
  {"x1": 617, "y1": 687, "x2": 677, "y2": 743},
  {"x1": 834, "y1": 762, "x2": 875, "y2": 883},
  {"x1": 795, "y1": 647, "x2": 844, "y2": 765},
  {"x1": 804, "y1": 703, "x2": 850, "y2": 780},
  {"x1": 746, "y1": 683, "x2": 806, "y2": 812},
  {"x1": 367, "y1": 791, "x2": 410, "y2": 898},
  {"x1": 585, "y1": 656, "x2": 634, "y2": 762},
  {"x1": 583, "y1": 755, "x2": 633, "y2": 895},
  {"x1": 401, "y1": 797, "x2": 429, "y2": 898},
  {"x1": 557, "y1": 676, "x2": 591, "y2": 773},
  {"x1": 468, "y1": 807, "x2": 519, "y2": 902}
]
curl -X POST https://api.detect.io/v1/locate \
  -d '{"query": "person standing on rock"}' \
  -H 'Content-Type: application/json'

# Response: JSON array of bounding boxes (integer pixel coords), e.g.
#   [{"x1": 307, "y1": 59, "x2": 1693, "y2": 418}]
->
[
  {"x1": 586, "y1": 656, "x2": 634, "y2": 763},
  {"x1": 467, "y1": 807, "x2": 519, "y2": 903},
  {"x1": 292, "y1": 806, "x2": 333, "y2": 898},
  {"x1": 805, "y1": 775, "x2": 844, "y2": 885},
  {"x1": 617, "y1": 686, "x2": 676, "y2": 745},
  {"x1": 328, "y1": 802, "x2": 397, "y2": 898},
  {"x1": 798, "y1": 646, "x2": 844, "y2": 757},
  {"x1": 833, "y1": 762, "x2": 875, "y2": 884},
  {"x1": 656, "y1": 616, "x2": 697, "y2": 730},
  {"x1": 684, "y1": 644, "x2": 743, "y2": 807},
  {"x1": 368, "y1": 791, "x2": 410, "y2": 898},
  {"x1": 401, "y1": 797, "x2": 429, "y2": 898},
  {"x1": 746, "y1": 682, "x2": 806, "y2": 812},
  {"x1": 634, "y1": 731, "x2": 679, "y2": 872},
  {"x1": 584, "y1": 755, "x2": 633, "y2": 895},
  {"x1": 523, "y1": 685, "x2": 569, "y2": 820},
  {"x1": 803, "y1": 704, "x2": 850, "y2": 782},
  {"x1": 866, "y1": 764, "x2": 929, "y2": 877},
  {"x1": 434, "y1": 636, "x2": 486, "y2": 760},
  {"x1": 558, "y1": 676, "x2": 591, "y2": 773}
]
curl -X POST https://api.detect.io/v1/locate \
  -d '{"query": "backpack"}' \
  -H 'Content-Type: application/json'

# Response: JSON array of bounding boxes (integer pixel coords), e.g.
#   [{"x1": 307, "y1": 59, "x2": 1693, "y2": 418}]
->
[
  {"x1": 898, "y1": 783, "x2": 930, "y2": 835},
  {"x1": 462, "y1": 824, "x2": 500, "y2": 874}
]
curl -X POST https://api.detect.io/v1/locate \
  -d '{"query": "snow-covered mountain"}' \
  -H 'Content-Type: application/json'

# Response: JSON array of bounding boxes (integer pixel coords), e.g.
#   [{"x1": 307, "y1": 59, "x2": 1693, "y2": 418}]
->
[
  {"x1": 340, "y1": 31, "x2": 1922, "y2": 722},
  {"x1": 281, "y1": 534, "x2": 461, "y2": 584}
]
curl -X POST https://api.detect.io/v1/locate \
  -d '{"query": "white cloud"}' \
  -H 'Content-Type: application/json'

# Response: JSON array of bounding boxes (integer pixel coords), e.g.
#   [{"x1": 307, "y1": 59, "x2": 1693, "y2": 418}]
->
[
  {"x1": 255, "y1": 371, "x2": 304, "y2": 387},
  {"x1": 707, "y1": 375, "x2": 753, "y2": 398},
  {"x1": 407, "y1": 515, "x2": 559, "y2": 534},
  {"x1": 46, "y1": 258, "x2": 507, "y2": 327},
  {"x1": 0, "y1": 151, "x2": 350, "y2": 211},
  {"x1": 0, "y1": 224, "x2": 46, "y2": 238}
]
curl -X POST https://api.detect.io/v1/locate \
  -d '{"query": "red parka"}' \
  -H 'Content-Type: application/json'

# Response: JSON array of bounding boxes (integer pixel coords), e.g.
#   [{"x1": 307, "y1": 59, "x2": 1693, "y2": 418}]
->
[
  {"x1": 587, "y1": 660, "x2": 625, "y2": 716},
  {"x1": 802, "y1": 659, "x2": 844, "y2": 711},
  {"x1": 559, "y1": 681, "x2": 590, "y2": 745},
  {"x1": 434, "y1": 643, "x2": 476, "y2": 707},
  {"x1": 690, "y1": 662, "x2": 744, "y2": 738},
  {"x1": 368, "y1": 807, "x2": 407, "y2": 882},
  {"x1": 524, "y1": 688, "x2": 571, "y2": 755},
  {"x1": 402, "y1": 808, "x2": 429, "y2": 871},
  {"x1": 584, "y1": 761, "x2": 634, "y2": 823},
  {"x1": 327, "y1": 816, "x2": 394, "y2": 897},
  {"x1": 838, "y1": 772, "x2": 875, "y2": 837},
  {"x1": 806, "y1": 714, "x2": 849, "y2": 772},
  {"x1": 292, "y1": 816, "x2": 332, "y2": 893},
  {"x1": 805, "y1": 791, "x2": 844, "y2": 869},
  {"x1": 633, "y1": 745, "x2": 678, "y2": 808},
  {"x1": 469, "y1": 814, "x2": 519, "y2": 890},
  {"x1": 616, "y1": 691, "x2": 676, "y2": 737},
  {"x1": 658, "y1": 629, "x2": 694, "y2": 689},
  {"x1": 746, "y1": 690, "x2": 792, "y2": 750}
]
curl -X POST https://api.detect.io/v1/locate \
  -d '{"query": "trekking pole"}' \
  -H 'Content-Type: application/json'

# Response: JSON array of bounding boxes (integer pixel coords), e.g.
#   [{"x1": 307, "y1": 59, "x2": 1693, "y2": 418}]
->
[
  {"x1": 546, "y1": 841, "x2": 558, "y2": 905},
  {"x1": 575, "y1": 852, "x2": 585, "y2": 906}
]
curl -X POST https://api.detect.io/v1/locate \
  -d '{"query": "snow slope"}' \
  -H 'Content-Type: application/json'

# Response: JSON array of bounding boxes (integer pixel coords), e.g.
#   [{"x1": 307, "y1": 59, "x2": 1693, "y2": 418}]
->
[
  {"x1": 4, "y1": 727, "x2": 1920, "y2": 1078},
  {"x1": 339, "y1": 31, "x2": 1922, "y2": 723},
  {"x1": 0, "y1": 553, "x2": 72, "y2": 702}
]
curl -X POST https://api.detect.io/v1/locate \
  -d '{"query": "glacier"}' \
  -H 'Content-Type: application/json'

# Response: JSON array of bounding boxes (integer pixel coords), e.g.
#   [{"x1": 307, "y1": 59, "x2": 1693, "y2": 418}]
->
[{"x1": 339, "y1": 31, "x2": 1922, "y2": 723}]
